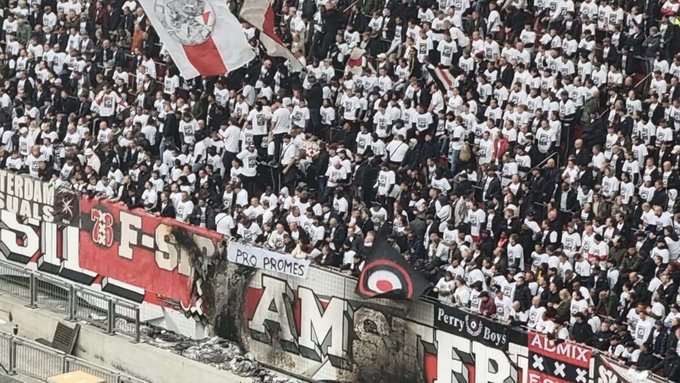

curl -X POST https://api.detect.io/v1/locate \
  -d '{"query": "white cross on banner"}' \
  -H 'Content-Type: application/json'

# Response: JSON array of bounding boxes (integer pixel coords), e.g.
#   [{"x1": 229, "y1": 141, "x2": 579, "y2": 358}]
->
[
  {"x1": 554, "y1": 362, "x2": 566, "y2": 377},
  {"x1": 532, "y1": 355, "x2": 544, "y2": 371},
  {"x1": 576, "y1": 368, "x2": 587, "y2": 383}
]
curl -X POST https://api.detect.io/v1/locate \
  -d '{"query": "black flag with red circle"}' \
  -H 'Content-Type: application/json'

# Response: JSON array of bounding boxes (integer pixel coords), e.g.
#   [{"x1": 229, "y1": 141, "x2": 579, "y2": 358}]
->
[{"x1": 356, "y1": 239, "x2": 430, "y2": 300}]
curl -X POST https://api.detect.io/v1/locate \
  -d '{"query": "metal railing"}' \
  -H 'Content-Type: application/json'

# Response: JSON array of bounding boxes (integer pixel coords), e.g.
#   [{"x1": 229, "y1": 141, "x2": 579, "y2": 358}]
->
[
  {"x1": 0, "y1": 261, "x2": 140, "y2": 343},
  {"x1": 0, "y1": 332, "x2": 147, "y2": 383},
  {"x1": 13, "y1": 337, "x2": 63, "y2": 380},
  {"x1": 0, "y1": 332, "x2": 10, "y2": 371},
  {"x1": 72, "y1": 287, "x2": 113, "y2": 332},
  {"x1": 0, "y1": 262, "x2": 32, "y2": 302},
  {"x1": 33, "y1": 273, "x2": 72, "y2": 317},
  {"x1": 113, "y1": 300, "x2": 142, "y2": 340}
]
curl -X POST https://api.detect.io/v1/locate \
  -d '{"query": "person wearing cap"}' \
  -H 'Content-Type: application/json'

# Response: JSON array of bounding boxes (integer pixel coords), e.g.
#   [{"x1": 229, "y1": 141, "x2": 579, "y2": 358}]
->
[
  {"x1": 364, "y1": 200, "x2": 385, "y2": 224},
  {"x1": 605, "y1": 334, "x2": 625, "y2": 359},
  {"x1": 17, "y1": 126, "x2": 33, "y2": 157},
  {"x1": 82, "y1": 147, "x2": 100, "y2": 174}
]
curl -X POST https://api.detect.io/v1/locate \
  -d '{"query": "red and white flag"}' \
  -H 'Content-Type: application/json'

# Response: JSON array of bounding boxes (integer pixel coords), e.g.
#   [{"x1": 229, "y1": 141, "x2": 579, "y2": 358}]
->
[
  {"x1": 239, "y1": 0, "x2": 304, "y2": 70},
  {"x1": 139, "y1": 0, "x2": 255, "y2": 79},
  {"x1": 427, "y1": 65, "x2": 455, "y2": 92}
]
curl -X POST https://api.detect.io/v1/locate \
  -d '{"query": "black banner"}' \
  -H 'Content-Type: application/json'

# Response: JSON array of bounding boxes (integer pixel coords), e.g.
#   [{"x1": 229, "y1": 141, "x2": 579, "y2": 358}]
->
[
  {"x1": 434, "y1": 303, "x2": 509, "y2": 349},
  {"x1": 357, "y1": 239, "x2": 431, "y2": 300},
  {"x1": 594, "y1": 354, "x2": 654, "y2": 383},
  {"x1": 0, "y1": 170, "x2": 80, "y2": 227},
  {"x1": 54, "y1": 188, "x2": 80, "y2": 226}
]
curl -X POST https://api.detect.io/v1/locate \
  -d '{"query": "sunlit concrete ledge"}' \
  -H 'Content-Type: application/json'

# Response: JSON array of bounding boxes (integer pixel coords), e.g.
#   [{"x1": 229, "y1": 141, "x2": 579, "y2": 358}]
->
[{"x1": 0, "y1": 293, "x2": 251, "y2": 383}]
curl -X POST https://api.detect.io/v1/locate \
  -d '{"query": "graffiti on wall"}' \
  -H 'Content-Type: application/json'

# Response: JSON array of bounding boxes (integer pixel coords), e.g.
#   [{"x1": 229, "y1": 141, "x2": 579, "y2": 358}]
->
[{"x1": 238, "y1": 271, "x2": 528, "y2": 383}]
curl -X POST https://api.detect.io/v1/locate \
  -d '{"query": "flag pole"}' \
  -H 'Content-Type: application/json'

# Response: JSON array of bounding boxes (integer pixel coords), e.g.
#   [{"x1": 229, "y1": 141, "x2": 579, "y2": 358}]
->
[{"x1": 343, "y1": 0, "x2": 360, "y2": 13}]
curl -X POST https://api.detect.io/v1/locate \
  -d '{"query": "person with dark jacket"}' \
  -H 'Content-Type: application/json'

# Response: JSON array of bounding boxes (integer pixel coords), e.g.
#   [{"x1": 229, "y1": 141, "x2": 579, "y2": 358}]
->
[
  {"x1": 646, "y1": 321, "x2": 669, "y2": 359},
  {"x1": 570, "y1": 312, "x2": 594, "y2": 344},
  {"x1": 157, "y1": 192, "x2": 176, "y2": 218},
  {"x1": 637, "y1": 343, "x2": 659, "y2": 371},
  {"x1": 315, "y1": 244, "x2": 342, "y2": 267},
  {"x1": 643, "y1": 27, "x2": 662, "y2": 58},
  {"x1": 481, "y1": 167, "x2": 502, "y2": 202},
  {"x1": 513, "y1": 275, "x2": 532, "y2": 311},
  {"x1": 304, "y1": 78, "x2": 323, "y2": 137},
  {"x1": 189, "y1": 198, "x2": 216, "y2": 230},
  {"x1": 653, "y1": 349, "x2": 680, "y2": 381},
  {"x1": 403, "y1": 229, "x2": 424, "y2": 259},
  {"x1": 327, "y1": 217, "x2": 347, "y2": 251},
  {"x1": 593, "y1": 320, "x2": 615, "y2": 351}
]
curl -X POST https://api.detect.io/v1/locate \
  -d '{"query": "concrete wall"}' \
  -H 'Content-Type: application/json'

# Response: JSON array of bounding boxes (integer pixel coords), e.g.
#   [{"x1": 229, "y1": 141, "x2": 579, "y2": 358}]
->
[{"x1": 0, "y1": 294, "x2": 251, "y2": 383}]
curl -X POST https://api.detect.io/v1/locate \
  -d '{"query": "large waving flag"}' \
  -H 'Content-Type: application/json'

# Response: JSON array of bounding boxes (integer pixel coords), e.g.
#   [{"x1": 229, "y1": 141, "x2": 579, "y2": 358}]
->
[
  {"x1": 139, "y1": 0, "x2": 255, "y2": 79},
  {"x1": 356, "y1": 238, "x2": 430, "y2": 300},
  {"x1": 239, "y1": 0, "x2": 304, "y2": 70}
]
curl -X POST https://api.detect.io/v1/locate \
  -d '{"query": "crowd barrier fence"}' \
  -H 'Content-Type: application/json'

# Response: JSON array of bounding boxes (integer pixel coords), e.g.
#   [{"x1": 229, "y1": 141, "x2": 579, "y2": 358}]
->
[
  {"x1": 0, "y1": 331, "x2": 146, "y2": 383},
  {"x1": 0, "y1": 260, "x2": 140, "y2": 343}
]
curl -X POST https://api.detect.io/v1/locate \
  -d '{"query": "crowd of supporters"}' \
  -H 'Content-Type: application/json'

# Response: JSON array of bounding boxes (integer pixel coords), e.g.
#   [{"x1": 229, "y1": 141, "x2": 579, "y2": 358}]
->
[{"x1": 2, "y1": 0, "x2": 680, "y2": 378}]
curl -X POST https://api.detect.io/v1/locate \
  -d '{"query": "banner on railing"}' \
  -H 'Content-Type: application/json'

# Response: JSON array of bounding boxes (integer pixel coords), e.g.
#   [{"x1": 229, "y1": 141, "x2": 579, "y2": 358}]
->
[
  {"x1": 434, "y1": 302, "x2": 509, "y2": 349},
  {"x1": 79, "y1": 197, "x2": 224, "y2": 313},
  {"x1": 594, "y1": 354, "x2": 658, "y2": 383},
  {"x1": 227, "y1": 240, "x2": 309, "y2": 278},
  {"x1": 528, "y1": 332, "x2": 592, "y2": 383},
  {"x1": 0, "y1": 169, "x2": 79, "y2": 226}
]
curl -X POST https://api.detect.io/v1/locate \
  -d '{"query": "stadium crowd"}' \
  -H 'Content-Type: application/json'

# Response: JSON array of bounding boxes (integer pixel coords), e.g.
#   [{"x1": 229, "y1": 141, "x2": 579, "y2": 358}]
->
[{"x1": 1, "y1": 0, "x2": 680, "y2": 377}]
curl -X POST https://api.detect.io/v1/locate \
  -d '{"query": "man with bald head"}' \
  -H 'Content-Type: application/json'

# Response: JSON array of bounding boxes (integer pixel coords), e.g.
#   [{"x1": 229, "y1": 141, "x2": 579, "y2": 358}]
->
[{"x1": 569, "y1": 138, "x2": 591, "y2": 166}]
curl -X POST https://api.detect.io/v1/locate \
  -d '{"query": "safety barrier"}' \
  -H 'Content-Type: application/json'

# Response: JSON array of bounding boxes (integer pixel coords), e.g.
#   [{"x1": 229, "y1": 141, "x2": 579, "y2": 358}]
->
[
  {"x1": 0, "y1": 261, "x2": 32, "y2": 302},
  {"x1": 13, "y1": 337, "x2": 63, "y2": 380},
  {"x1": 0, "y1": 331, "x2": 146, "y2": 382},
  {"x1": 33, "y1": 273, "x2": 72, "y2": 317},
  {"x1": 113, "y1": 300, "x2": 141, "y2": 341},
  {"x1": 72, "y1": 287, "x2": 114, "y2": 332},
  {"x1": 0, "y1": 331, "x2": 9, "y2": 372},
  {"x1": 0, "y1": 261, "x2": 140, "y2": 343}
]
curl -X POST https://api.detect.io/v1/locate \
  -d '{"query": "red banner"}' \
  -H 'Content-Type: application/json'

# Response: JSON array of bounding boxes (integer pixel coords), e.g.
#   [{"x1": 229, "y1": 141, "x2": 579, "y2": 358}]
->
[
  {"x1": 79, "y1": 197, "x2": 223, "y2": 309},
  {"x1": 528, "y1": 332, "x2": 592, "y2": 368},
  {"x1": 528, "y1": 332, "x2": 592, "y2": 383}
]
